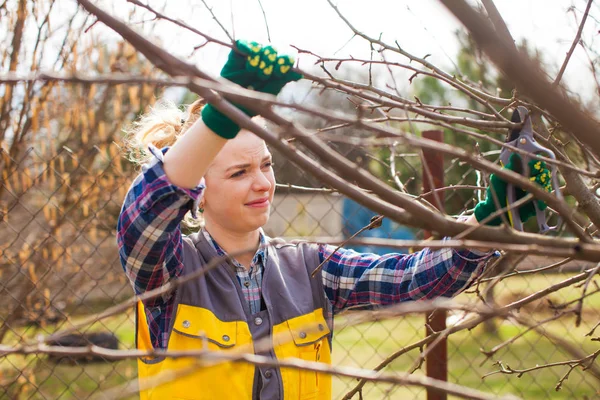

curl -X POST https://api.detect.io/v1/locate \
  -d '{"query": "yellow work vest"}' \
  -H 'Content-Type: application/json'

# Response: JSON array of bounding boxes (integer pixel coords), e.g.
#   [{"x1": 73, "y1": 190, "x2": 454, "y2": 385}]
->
[
  {"x1": 135, "y1": 233, "x2": 333, "y2": 400},
  {"x1": 136, "y1": 303, "x2": 332, "y2": 400}
]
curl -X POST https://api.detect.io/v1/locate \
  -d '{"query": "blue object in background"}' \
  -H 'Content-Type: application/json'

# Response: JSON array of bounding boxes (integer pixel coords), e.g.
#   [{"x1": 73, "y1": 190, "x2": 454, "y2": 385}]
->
[{"x1": 342, "y1": 198, "x2": 415, "y2": 255}]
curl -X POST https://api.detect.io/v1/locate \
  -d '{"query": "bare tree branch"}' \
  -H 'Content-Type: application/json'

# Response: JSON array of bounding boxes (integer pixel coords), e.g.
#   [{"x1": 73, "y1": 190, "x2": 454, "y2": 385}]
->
[
  {"x1": 439, "y1": 0, "x2": 600, "y2": 159},
  {"x1": 74, "y1": 0, "x2": 598, "y2": 250},
  {"x1": 199, "y1": 0, "x2": 234, "y2": 42},
  {"x1": 255, "y1": 0, "x2": 271, "y2": 42},
  {"x1": 554, "y1": 0, "x2": 594, "y2": 86},
  {"x1": 480, "y1": 0, "x2": 517, "y2": 51},
  {"x1": 0, "y1": 342, "x2": 519, "y2": 400}
]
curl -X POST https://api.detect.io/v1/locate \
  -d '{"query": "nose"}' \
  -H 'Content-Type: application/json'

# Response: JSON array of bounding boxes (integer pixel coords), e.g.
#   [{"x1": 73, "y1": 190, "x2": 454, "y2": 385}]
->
[{"x1": 252, "y1": 170, "x2": 272, "y2": 192}]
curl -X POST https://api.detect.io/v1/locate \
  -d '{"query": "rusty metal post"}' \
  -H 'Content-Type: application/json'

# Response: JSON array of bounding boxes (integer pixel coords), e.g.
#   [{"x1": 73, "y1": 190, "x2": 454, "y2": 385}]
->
[{"x1": 422, "y1": 130, "x2": 447, "y2": 400}]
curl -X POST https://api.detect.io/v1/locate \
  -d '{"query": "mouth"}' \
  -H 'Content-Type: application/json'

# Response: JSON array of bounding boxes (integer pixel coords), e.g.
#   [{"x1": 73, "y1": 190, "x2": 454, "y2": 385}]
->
[{"x1": 245, "y1": 197, "x2": 270, "y2": 208}]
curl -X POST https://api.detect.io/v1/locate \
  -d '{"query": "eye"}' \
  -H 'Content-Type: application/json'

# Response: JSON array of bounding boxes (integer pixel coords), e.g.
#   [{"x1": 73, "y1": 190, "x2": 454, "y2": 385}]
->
[
  {"x1": 230, "y1": 170, "x2": 246, "y2": 178},
  {"x1": 262, "y1": 161, "x2": 273, "y2": 168}
]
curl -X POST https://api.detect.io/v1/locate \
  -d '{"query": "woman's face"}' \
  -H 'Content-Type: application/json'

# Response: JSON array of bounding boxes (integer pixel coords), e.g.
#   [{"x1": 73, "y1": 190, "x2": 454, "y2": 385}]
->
[{"x1": 202, "y1": 130, "x2": 275, "y2": 234}]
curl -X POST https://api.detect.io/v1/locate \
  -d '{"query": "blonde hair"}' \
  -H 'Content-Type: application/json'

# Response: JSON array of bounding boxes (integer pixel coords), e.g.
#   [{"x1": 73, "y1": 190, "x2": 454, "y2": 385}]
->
[
  {"x1": 123, "y1": 97, "x2": 206, "y2": 231},
  {"x1": 123, "y1": 97, "x2": 205, "y2": 166}
]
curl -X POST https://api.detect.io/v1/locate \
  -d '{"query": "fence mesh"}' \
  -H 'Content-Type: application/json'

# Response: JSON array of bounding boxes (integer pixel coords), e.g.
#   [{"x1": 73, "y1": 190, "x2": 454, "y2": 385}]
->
[{"x1": 1, "y1": 124, "x2": 598, "y2": 400}]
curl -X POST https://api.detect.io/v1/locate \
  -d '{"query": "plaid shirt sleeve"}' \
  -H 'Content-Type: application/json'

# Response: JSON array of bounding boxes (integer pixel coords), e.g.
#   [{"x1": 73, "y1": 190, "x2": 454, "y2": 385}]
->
[
  {"x1": 319, "y1": 242, "x2": 498, "y2": 312},
  {"x1": 116, "y1": 145, "x2": 204, "y2": 307}
]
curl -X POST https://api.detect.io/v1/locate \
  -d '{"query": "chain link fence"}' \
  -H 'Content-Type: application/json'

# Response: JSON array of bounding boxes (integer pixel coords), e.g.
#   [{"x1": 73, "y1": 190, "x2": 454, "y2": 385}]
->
[
  {"x1": 1, "y1": 122, "x2": 599, "y2": 400},
  {"x1": 271, "y1": 134, "x2": 600, "y2": 399},
  {"x1": 4, "y1": 0, "x2": 600, "y2": 397}
]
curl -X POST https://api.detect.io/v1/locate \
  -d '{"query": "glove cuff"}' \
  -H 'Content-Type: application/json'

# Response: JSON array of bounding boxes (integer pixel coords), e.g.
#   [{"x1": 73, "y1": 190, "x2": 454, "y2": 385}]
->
[
  {"x1": 201, "y1": 104, "x2": 241, "y2": 140},
  {"x1": 474, "y1": 201, "x2": 502, "y2": 226}
]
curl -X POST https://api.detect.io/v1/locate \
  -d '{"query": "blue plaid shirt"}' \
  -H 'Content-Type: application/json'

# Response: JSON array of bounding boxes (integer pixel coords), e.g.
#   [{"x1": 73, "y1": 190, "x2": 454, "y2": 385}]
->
[
  {"x1": 203, "y1": 229, "x2": 267, "y2": 315},
  {"x1": 117, "y1": 145, "x2": 497, "y2": 349}
]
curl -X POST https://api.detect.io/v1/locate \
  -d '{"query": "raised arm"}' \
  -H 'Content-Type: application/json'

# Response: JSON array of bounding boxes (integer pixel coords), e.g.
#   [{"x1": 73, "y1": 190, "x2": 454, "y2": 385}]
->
[
  {"x1": 117, "y1": 144, "x2": 209, "y2": 305},
  {"x1": 162, "y1": 120, "x2": 227, "y2": 189},
  {"x1": 117, "y1": 83, "x2": 231, "y2": 304},
  {"x1": 117, "y1": 40, "x2": 302, "y2": 304}
]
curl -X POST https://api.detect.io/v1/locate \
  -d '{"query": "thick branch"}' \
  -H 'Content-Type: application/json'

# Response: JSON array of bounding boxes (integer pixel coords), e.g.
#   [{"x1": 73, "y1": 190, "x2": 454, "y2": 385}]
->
[
  {"x1": 440, "y1": 0, "x2": 600, "y2": 159},
  {"x1": 74, "y1": 0, "x2": 597, "y2": 254},
  {"x1": 480, "y1": 0, "x2": 516, "y2": 51}
]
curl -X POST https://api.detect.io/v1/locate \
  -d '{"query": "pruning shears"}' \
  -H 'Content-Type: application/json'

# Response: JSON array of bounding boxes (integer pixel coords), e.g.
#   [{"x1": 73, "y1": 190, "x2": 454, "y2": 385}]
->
[{"x1": 499, "y1": 106, "x2": 563, "y2": 233}]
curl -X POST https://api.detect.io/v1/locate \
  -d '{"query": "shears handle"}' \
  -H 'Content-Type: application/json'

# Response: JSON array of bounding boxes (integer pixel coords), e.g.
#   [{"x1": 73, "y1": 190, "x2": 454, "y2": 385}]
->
[
  {"x1": 500, "y1": 107, "x2": 562, "y2": 233},
  {"x1": 505, "y1": 146, "x2": 561, "y2": 233}
]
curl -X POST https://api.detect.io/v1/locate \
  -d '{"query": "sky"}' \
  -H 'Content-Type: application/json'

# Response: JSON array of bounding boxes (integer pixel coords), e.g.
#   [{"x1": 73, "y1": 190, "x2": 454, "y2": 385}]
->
[{"x1": 125, "y1": 0, "x2": 600, "y2": 106}]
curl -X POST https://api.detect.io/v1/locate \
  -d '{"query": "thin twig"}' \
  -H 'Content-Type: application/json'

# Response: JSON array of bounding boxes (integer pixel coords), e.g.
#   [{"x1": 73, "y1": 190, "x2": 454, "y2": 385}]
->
[
  {"x1": 199, "y1": 0, "x2": 234, "y2": 42},
  {"x1": 586, "y1": 319, "x2": 600, "y2": 337},
  {"x1": 416, "y1": 185, "x2": 486, "y2": 200},
  {"x1": 255, "y1": 0, "x2": 271, "y2": 42},
  {"x1": 478, "y1": 257, "x2": 573, "y2": 282},
  {"x1": 126, "y1": 0, "x2": 232, "y2": 48},
  {"x1": 554, "y1": 0, "x2": 594, "y2": 86},
  {"x1": 274, "y1": 183, "x2": 337, "y2": 193},
  {"x1": 574, "y1": 261, "x2": 600, "y2": 326},
  {"x1": 479, "y1": 311, "x2": 575, "y2": 364},
  {"x1": 310, "y1": 215, "x2": 383, "y2": 278},
  {"x1": 389, "y1": 142, "x2": 408, "y2": 193}
]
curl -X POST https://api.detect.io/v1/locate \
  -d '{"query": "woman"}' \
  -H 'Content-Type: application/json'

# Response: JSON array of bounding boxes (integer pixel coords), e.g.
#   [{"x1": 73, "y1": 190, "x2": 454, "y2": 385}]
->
[{"x1": 117, "y1": 40, "x2": 550, "y2": 400}]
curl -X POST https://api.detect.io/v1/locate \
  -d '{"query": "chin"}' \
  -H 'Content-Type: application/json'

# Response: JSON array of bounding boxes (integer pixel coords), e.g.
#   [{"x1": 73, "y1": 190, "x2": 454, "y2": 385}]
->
[
  {"x1": 237, "y1": 207, "x2": 270, "y2": 230},
  {"x1": 247, "y1": 215, "x2": 269, "y2": 230}
]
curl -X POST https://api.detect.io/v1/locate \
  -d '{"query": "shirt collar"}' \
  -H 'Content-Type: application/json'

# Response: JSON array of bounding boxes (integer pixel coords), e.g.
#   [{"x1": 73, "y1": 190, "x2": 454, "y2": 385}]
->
[{"x1": 202, "y1": 228, "x2": 268, "y2": 271}]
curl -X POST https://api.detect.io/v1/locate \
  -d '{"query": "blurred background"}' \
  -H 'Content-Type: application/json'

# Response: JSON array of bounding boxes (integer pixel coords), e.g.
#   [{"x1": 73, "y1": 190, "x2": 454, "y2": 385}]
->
[{"x1": 1, "y1": 0, "x2": 600, "y2": 398}]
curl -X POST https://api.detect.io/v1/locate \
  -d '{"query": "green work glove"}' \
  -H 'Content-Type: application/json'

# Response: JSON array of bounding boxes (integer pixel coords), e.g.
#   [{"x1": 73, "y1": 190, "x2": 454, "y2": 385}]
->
[
  {"x1": 202, "y1": 40, "x2": 303, "y2": 139},
  {"x1": 474, "y1": 153, "x2": 553, "y2": 226}
]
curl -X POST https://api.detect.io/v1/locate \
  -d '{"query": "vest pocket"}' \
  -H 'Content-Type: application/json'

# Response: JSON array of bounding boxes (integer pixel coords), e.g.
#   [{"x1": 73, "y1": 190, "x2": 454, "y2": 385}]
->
[
  {"x1": 161, "y1": 305, "x2": 254, "y2": 400},
  {"x1": 273, "y1": 309, "x2": 332, "y2": 400},
  {"x1": 171, "y1": 304, "x2": 238, "y2": 350},
  {"x1": 298, "y1": 344, "x2": 321, "y2": 398}
]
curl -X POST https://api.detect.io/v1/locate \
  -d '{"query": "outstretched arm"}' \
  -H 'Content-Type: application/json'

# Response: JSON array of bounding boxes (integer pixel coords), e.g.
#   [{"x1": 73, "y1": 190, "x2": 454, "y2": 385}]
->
[
  {"x1": 319, "y1": 242, "x2": 495, "y2": 312},
  {"x1": 320, "y1": 154, "x2": 553, "y2": 312}
]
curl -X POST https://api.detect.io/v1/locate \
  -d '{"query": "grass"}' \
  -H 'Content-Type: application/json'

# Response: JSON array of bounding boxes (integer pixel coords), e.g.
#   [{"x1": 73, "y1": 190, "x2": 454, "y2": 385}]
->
[
  {"x1": 0, "y1": 312, "x2": 138, "y2": 400},
  {"x1": 1, "y1": 273, "x2": 599, "y2": 399},
  {"x1": 331, "y1": 316, "x2": 600, "y2": 399}
]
